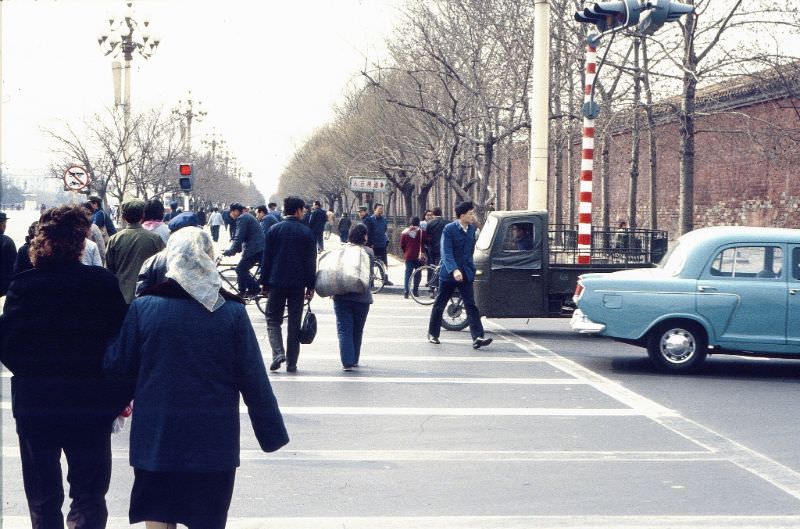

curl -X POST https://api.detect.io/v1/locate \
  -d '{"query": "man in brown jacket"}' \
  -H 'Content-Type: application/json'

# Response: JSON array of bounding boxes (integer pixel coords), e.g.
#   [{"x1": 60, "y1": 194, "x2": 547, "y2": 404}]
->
[{"x1": 106, "y1": 199, "x2": 165, "y2": 303}]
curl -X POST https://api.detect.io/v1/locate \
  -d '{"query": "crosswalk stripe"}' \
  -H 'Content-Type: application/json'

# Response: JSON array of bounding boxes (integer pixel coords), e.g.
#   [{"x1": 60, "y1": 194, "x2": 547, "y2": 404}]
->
[{"x1": 269, "y1": 376, "x2": 583, "y2": 385}]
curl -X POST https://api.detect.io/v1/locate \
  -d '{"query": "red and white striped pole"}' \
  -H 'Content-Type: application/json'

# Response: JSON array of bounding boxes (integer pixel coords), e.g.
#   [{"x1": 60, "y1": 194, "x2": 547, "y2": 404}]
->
[{"x1": 578, "y1": 44, "x2": 598, "y2": 265}]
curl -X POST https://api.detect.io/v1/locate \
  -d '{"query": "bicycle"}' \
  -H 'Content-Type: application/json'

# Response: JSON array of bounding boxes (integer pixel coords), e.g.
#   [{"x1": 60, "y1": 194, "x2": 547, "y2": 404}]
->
[
  {"x1": 370, "y1": 258, "x2": 387, "y2": 294},
  {"x1": 409, "y1": 263, "x2": 440, "y2": 305},
  {"x1": 409, "y1": 263, "x2": 469, "y2": 331},
  {"x1": 216, "y1": 256, "x2": 268, "y2": 314}
]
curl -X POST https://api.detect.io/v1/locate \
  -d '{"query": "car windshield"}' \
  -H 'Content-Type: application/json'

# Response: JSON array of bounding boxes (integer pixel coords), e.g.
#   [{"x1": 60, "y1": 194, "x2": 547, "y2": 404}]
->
[
  {"x1": 659, "y1": 239, "x2": 687, "y2": 276},
  {"x1": 476, "y1": 215, "x2": 498, "y2": 251}
]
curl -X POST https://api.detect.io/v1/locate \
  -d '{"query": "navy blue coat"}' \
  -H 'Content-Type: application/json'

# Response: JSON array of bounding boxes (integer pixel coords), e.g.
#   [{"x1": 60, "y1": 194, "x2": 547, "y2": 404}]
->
[
  {"x1": 228, "y1": 212, "x2": 265, "y2": 259},
  {"x1": 365, "y1": 214, "x2": 388, "y2": 248},
  {"x1": 104, "y1": 281, "x2": 289, "y2": 472},
  {"x1": 439, "y1": 221, "x2": 478, "y2": 282},
  {"x1": 260, "y1": 217, "x2": 316, "y2": 290},
  {"x1": 308, "y1": 208, "x2": 327, "y2": 235},
  {"x1": 0, "y1": 263, "x2": 131, "y2": 436}
]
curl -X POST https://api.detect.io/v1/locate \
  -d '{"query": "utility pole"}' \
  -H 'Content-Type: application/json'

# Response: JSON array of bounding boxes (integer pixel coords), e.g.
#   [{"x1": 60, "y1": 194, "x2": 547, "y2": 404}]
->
[{"x1": 528, "y1": 0, "x2": 551, "y2": 211}]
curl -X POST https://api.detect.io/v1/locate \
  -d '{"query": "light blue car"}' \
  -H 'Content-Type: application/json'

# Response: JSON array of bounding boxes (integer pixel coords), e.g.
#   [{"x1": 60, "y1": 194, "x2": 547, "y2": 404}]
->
[{"x1": 570, "y1": 226, "x2": 800, "y2": 372}]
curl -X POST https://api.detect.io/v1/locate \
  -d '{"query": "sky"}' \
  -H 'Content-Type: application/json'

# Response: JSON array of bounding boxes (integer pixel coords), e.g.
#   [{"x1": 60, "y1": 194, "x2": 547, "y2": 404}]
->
[{"x1": 1, "y1": 0, "x2": 402, "y2": 199}]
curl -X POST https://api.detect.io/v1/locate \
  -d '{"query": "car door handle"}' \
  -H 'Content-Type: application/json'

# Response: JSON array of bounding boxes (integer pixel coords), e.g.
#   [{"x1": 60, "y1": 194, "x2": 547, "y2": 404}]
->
[
  {"x1": 531, "y1": 274, "x2": 541, "y2": 278},
  {"x1": 791, "y1": 288, "x2": 799, "y2": 296},
  {"x1": 698, "y1": 285, "x2": 717, "y2": 293}
]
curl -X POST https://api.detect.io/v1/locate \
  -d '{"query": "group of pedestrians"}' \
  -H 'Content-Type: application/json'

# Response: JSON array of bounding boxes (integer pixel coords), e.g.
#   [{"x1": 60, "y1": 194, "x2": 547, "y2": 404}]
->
[{"x1": 0, "y1": 202, "x2": 289, "y2": 529}]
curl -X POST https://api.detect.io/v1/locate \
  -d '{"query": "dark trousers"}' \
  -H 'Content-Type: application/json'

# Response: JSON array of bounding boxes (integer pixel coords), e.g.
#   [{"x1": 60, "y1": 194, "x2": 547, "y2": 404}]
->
[
  {"x1": 373, "y1": 246, "x2": 388, "y2": 280},
  {"x1": 266, "y1": 287, "x2": 305, "y2": 367},
  {"x1": 428, "y1": 279, "x2": 484, "y2": 340},
  {"x1": 210, "y1": 225, "x2": 220, "y2": 242},
  {"x1": 404, "y1": 260, "x2": 422, "y2": 294},
  {"x1": 236, "y1": 253, "x2": 261, "y2": 296},
  {"x1": 19, "y1": 431, "x2": 112, "y2": 529},
  {"x1": 333, "y1": 299, "x2": 370, "y2": 368},
  {"x1": 314, "y1": 231, "x2": 324, "y2": 252}
]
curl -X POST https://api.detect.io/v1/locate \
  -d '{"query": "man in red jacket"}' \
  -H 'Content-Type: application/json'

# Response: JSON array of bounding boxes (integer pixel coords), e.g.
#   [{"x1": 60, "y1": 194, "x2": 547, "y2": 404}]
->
[{"x1": 400, "y1": 216, "x2": 426, "y2": 299}]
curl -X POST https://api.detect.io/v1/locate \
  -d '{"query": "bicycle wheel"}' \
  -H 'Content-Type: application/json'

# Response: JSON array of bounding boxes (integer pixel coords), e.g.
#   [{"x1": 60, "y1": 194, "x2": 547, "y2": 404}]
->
[
  {"x1": 442, "y1": 295, "x2": 469, "y2": 331},
  {"x1": 219, "y1": 267, "x2": 240, "y2": 295},
  {"x1": 409, "y1": 265, "x2": 439, "y2": 305},
  {"x1": 255, "y1": 294, "x2": 268, "y2": 314},
  {"x1": 370, "y1": 260, "x2": 386, "y2": 294}
]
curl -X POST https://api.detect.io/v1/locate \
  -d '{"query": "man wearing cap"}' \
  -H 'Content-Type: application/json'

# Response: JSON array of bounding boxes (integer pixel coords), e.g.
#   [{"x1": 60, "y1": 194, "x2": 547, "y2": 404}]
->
[
  {"x1": 0, "y1": 212, "x2": 17, "y2": 300},
  {"x1": 163, "y1": 201, "x2": 180, "y2": 222},
  {"x1": 222, "y1": 203, "x2": 264, "y2": 298},
  {"x1": 87, "y1": 196, "x2": 117, "y2": 242},
  {"x1": 106, "y1": 200, "x2": 166, "y2": 304},
  {"x1": 135, "y1": 212, "x2": 199, "y2": 296}
]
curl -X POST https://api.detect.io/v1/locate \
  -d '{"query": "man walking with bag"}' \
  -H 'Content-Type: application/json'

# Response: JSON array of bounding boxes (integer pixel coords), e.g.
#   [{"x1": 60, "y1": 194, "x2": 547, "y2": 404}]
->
[{"x1": 260, "y1": 197, "x2": 317, "y2": 373}]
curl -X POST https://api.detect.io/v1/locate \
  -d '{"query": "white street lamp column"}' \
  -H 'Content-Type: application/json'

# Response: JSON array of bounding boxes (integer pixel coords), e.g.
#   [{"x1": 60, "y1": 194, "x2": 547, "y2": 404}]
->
[{"x1": 528, "y1": 0, "x2": 551, "y2": 211}]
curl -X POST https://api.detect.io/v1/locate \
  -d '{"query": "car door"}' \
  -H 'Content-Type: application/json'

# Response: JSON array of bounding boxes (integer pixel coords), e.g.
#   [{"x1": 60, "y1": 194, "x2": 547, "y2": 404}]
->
[
  {"x1": 488, "y1": 218, "x2": 545, "y2": 317},
  {"x1": 785, "y1": 246, "x2": 800, "y2": 349},
  {"x1": 696, "y1": 244, "x2": 787, "y2": 346}
]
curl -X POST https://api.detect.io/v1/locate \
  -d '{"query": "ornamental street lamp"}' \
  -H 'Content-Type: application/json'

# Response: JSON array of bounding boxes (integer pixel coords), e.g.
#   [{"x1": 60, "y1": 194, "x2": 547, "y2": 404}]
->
[
  {"x1": 97, "y1": 0, "x2": 160, "y2": 197},
  {"x1": 173, "y1": 91, "x2": 207, "y2": 157}
]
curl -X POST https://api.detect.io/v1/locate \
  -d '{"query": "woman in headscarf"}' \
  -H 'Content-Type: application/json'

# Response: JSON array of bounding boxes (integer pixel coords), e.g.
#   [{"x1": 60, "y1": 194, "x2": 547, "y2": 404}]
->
[
  {"x1": 105, "y1": 226, "x2": 289, "y2": 529},
  {"x1": 0, "y1": 205, "x2": 130, "y2": 528}
]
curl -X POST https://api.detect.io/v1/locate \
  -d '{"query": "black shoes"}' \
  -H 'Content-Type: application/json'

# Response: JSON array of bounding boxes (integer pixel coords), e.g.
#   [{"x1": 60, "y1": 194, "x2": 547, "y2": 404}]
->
[
  {"x1": 404, "y1": 292, "x2": 409, "y2": 299},
  {"x1": 269, "y1": 355, "x2": 285, "y2": 371},
  {"x1": 428, "y1": 335, "x2": 440, "y2": 344},
  {"x1": 472, "y1": 336, "x2": 493, "y2": 349},
  {"x1": 385, "y1": 280, "x2": 394, "y2": 286},
  {"x1": 287, "y1": 365, "x2": 297, "y2": 373}
]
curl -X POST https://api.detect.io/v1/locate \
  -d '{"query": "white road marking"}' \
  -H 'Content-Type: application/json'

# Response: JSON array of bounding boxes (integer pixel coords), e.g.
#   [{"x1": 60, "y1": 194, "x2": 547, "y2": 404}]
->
[
  {"x1": 5, "y1": 515, "x2": 800, "y2": 529},
  {"x1": 269, "y1": 376, "x2": 583, "y2": 385},
  {"x1": 272, "y1": 354, "x2": 545, "y2": 363},
  {"x1": 487, "y1": 321, "x2": 800, "y2": 501},
  {"x1": 277, "y1": 407, "x2": 642, "y2": 416}
]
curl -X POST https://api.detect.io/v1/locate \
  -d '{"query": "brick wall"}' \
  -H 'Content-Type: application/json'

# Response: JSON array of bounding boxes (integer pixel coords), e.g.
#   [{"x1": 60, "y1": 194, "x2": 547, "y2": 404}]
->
[{"x1": 509, "y1": 96, "x2": 800, "y2": 238}]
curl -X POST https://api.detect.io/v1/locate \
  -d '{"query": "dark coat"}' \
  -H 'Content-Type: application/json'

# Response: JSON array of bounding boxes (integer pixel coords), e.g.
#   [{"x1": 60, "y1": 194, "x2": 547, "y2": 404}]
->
[
  {"x1": 1, "y1": 233, "x2": 17, "y2": 295},
  {"x1": 104, "y1": 280, "x2": 289, "y2": 472},
  {"x1": 424, "y1": 217, "x2": 446, "y2": 257},
  {"x1": 338, "y1": 217, "x2": 352, "y2": 238},
  {"x1": 227, "y1": 212, "x2": 265, "y2": 259},
  {"x1": 440, "y1": 221, "x2": 478, "y2": 282},
  {"x1": 260, "y1": 214, "x2": 279, "y2": 236},
  {"x1": 365, "y1": 214, "x2": 388, "y2": 248},
  {"x1": 0, "y1": 263, "x2": 131, "y2": 436},
  {"x1": 259, "y1": 217, "x2": 316, "y2": 290},
  {"x1": 308, "y1": 208, "x2": 327, "y2": 235}
]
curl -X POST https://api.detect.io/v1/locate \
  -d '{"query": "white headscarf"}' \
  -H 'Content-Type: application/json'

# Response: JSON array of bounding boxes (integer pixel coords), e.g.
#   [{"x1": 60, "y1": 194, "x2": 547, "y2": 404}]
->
[{"x1": 165, "y1": 227, "x2": 225, "y2": 312}]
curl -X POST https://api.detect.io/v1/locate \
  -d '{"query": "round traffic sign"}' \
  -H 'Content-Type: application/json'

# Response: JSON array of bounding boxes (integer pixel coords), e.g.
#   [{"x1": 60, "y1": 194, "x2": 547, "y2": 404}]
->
[{"x1": 64, "y1": 166, "x2": 91, "y2": 191}]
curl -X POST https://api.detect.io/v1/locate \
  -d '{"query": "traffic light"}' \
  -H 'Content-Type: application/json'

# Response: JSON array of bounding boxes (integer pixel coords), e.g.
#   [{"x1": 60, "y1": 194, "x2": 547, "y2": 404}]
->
[
  {"x1": 574, "y1": 0, "x2": 642, "y2": 34},
  {"x1": 637, "y1": 0, "x2": 694, "y2": 36},
  {"x1": 178, "y1": 163, "x2": 193, "y2": 192}
]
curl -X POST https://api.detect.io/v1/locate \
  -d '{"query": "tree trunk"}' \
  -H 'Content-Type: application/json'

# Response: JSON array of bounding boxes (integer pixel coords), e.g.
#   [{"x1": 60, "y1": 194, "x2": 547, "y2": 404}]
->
[
  {"x1": 628, "y1": 39, "x2": 641, "y2": 230},
  {"x1": 505, "y1": 146, "x2": 512, "y2": 211},
  {"x1": 679, "y1": 8, "x2": 698, "y2": 235},
  {"x1": 600, "y1": 130, "x2": 610, "y2": 230},
  {"x1": 642, "y1": 39, "x2": 658, "y2": 230}
]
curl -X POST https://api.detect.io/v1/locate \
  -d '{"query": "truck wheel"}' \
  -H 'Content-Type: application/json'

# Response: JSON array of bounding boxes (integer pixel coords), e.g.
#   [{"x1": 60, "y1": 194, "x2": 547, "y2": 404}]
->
[
  {"x1": 646, "y1": 321, "x2": 707, "y2": 373},
  {"x1": 441, "y1": 296, "x2": 469, "y2": 332}
]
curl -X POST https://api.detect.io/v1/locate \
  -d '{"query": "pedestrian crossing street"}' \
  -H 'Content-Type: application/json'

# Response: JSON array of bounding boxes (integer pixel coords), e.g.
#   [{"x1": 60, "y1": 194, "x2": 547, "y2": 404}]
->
[{"x1": 3, "y1": 291, "x2": 800, "y2": 528}]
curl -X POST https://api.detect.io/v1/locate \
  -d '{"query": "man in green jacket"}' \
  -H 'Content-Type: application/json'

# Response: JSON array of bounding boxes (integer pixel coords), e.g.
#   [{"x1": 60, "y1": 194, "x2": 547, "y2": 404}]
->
[{"x1": 106, "y1": 200, "x2": 165, "y2": 303}]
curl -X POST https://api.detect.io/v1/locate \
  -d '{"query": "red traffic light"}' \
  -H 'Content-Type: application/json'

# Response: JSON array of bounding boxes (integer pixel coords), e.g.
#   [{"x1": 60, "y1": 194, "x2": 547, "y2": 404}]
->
[{"x1": 179, "y1": 163, "x2": 192, "y2": 176}]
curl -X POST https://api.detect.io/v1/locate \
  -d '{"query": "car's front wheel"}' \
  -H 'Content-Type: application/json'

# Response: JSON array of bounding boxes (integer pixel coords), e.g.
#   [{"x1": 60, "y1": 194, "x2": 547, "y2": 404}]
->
[{"x1": 646, "y1": 321, "x2": 708, "y2": 373}]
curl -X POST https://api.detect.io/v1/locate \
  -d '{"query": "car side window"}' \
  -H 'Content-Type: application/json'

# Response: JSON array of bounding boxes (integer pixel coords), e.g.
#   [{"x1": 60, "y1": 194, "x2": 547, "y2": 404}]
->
[
  {"x1": 501, "y1": 222, "x2": 536, "y2": 252},
  {"x1": 792, "y1": 248, "x2": 800, "y2": 281},
  {"x1": 708, "y1": 246, "x2": 782, "y2": 279}
]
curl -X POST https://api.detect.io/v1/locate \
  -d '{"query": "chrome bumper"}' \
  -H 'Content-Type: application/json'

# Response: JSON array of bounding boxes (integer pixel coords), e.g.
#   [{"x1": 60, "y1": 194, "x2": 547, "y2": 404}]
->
[{"x1": 570, "y1": 309, "x2": 606, "y2": 334}]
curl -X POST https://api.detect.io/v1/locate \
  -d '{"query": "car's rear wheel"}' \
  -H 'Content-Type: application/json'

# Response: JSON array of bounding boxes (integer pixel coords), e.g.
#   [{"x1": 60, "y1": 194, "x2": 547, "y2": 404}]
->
[{"x1": 646, "y1": 321, "x2": 708, "y2": 373}]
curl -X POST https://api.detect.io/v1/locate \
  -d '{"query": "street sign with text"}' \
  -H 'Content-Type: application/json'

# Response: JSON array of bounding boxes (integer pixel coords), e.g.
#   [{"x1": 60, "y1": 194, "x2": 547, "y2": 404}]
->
[{"x1": 349, "y1": 176, "x2": 388, "y2": 193}]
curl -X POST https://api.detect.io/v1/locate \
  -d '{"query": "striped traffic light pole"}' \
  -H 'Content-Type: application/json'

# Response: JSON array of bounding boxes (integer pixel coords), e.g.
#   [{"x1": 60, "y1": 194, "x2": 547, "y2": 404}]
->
[{"x1": 578, "y1": 44, "x2": 598, "y2": 265}]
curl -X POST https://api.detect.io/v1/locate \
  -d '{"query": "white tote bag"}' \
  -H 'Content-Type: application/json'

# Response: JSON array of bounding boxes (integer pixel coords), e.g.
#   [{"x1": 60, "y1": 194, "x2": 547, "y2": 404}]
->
[{"x1": 315, "y1": 244, "x2": 371, "y2": 297}]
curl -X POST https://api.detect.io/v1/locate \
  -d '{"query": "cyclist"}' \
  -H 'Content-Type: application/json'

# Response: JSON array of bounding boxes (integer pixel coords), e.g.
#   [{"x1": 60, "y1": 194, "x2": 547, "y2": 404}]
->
[{"x1": 222, "y1": 203, "x2": 264, "y2": 298}]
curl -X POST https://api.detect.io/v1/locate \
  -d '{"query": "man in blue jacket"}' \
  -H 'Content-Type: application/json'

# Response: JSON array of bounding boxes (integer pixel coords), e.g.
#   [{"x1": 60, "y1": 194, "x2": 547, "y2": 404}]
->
[
  {"x1": 427, "y1": 201, "x2": 492, "y2": 349},
  {"x1": 364, "y1": 203, "x2": 393, "y2": 285},
  {"x1": 222, "y1": 203, "x2": 265, "y2": 297},
  {"x1": 260, "y1": 196, "x2": 317, "y2": 373}
]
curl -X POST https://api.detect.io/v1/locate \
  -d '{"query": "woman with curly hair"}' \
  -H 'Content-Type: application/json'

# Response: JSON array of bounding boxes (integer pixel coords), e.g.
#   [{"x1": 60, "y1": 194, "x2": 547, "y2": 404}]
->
[{"x1": 0, "y1": 204, "x2": 131, "y2": 529}]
